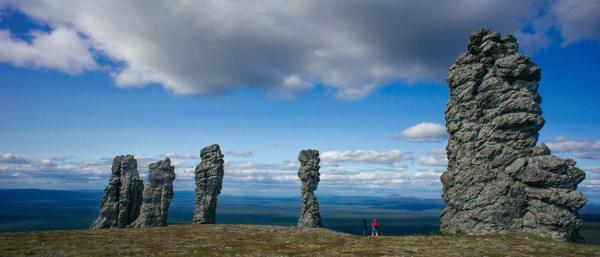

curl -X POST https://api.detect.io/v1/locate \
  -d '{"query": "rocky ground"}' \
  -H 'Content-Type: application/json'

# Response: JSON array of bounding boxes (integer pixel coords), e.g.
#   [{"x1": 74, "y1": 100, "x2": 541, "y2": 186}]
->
[{"x1": 1, "y1": 224, "x2": 599, "y2": 257}]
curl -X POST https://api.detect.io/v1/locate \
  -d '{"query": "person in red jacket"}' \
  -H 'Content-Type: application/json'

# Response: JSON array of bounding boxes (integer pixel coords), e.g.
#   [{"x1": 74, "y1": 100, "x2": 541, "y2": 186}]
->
[{"x1": 371, "y1": 218, "x2": 379, "y2": 237}]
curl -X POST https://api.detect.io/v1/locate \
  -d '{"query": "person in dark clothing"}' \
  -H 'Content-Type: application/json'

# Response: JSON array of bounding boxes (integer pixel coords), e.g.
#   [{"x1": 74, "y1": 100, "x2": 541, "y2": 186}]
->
[{"x1": 362, "y1": 219, "x2": 368, "y2": 236}]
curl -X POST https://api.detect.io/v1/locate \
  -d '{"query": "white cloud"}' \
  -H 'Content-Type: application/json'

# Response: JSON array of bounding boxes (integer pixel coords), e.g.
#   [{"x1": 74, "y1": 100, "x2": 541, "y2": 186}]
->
[
  {"x1": 225, "y1": 149, "x2": 254, "y2": 158},
  {"x1": 545, "y1": 136, "x2": 600, "y2": 159},
  {"x1": 413, "y1": 170, "x2": 443, "y2": 181},
  {"x1": 271, "y1": 161, "x2": 299, "y2": 171},
  {"x1": 224, "y1": 161, "x2": 298, "y2": 183},
  {"x1": 582, "y1": 166, "x2": 600, "y2": 174},
  {"x1": 0, "y1": 152, "x2": 449, "y2": 198},
  {"x1": 163, "y1": 152, "x2": 196, "y2": 160},
  {"x1": 512, "y1": 0, "x2": 600, "y2": 52},
  {"x1": 395, "y1": 122, "x2": 447, "y2": 142},
  {"x1": 321, "y1": 150, "x2": 413, "y2": 165},
  {"x1": 551, "y1": 0, "x2": 600, "y2": 45},
  {"x1": 0, "y1": 27, "x2": 96, "y2": 74},
  {"x1": 0, "y1": 153, "x2": 201, "y2": 189},
  {"x1": 0, "y1": 152, "x2": 110, "y2": 189},
  {"x1": 418, "y1": 148, "x2": 448, "y2": 167},
  {"x1": 0, "y1": 152, "x2": 29, "y2": 164},
  {"x1": 513, "y1": 12, "x2": 554, "y2": 53},
  {"x1": 0, "y1": 0, "x2": 557, "y2": 99}
]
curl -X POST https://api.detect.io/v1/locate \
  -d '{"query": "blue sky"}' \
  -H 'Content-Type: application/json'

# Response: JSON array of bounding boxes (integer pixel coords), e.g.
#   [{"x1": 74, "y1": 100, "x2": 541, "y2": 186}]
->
[{"x1": 0, "y1": 1, "x2": 599, "y2": 200}]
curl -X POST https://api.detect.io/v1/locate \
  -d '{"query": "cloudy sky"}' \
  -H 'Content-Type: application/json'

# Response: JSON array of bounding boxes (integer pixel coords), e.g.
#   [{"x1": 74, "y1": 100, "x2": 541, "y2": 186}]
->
[{"x1": 0, "y1": 0, "x2": 599, "y2": 201}]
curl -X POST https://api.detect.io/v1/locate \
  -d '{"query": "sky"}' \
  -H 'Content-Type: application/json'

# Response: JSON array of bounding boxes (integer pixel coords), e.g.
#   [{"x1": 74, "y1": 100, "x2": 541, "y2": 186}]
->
[{"x1": 0, "y1": 0, "x2": 599, "y2": 201}]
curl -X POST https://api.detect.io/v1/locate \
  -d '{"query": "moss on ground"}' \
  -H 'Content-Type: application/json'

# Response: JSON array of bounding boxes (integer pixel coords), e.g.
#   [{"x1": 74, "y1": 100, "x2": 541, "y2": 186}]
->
[{"x1": 1, "y1": 224, "x2": 599, "y2": 257}]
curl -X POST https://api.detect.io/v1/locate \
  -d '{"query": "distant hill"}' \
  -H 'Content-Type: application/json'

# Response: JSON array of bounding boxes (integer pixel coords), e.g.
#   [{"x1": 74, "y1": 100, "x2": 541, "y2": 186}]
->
[
  {"x1": 0, "y1": 189, "x2": 445, "y2": 234},
  {"x1": 1, "y1": 224, "x2": 600, "y2": 257},
  {"x1": 0, "y1": 188, "x2": 598, "y2": 245}
]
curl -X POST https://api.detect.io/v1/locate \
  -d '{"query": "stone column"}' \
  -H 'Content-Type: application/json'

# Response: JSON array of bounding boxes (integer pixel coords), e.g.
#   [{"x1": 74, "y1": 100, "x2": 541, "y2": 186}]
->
[
  {"x1": 130, "y1": 157, "x2": 176, "y2": 227},
  {"x1": 441, "y1": 29, "x2": 586, "y2": 241},
  {"x1": 193, "y1": 144, "x2": 225, "y2": 224},
  {"x1": 297, "y1": 149, "x2": 323, "y2": 228},
  {"x1": 91, "y1": 155, "x2": 144, "y2": 229}
]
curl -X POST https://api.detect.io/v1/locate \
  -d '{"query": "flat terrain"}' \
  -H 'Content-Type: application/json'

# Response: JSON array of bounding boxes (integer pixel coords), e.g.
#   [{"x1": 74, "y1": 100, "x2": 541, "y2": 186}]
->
[{"x1": 1, "y1": 224, "x2": 599, "y2": 257}]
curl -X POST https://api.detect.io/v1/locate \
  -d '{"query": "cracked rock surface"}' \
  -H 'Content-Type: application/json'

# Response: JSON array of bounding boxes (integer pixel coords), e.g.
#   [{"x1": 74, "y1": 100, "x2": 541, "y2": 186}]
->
[
  {"x1": 297, "y1": 149, "x2": 323, "y2": 228},
  {"x1": 441, "y1": 29, "x2": 586, "y2": 241},
  {"x1": 130, "y1": 158, "x2": 175, "y2": 227},
  {"x1": 193, "y1": 144, "x2": 224, "y2": 224},
  {"x1": 91, "y1": 155, "x2": 144, "y2": 229}
]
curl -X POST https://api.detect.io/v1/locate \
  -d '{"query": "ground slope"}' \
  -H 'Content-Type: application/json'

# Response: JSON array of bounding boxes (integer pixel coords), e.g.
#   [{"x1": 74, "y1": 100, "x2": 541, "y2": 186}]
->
[{"x1": 1, "y1": 224, "x2": 599, "y2": 257}]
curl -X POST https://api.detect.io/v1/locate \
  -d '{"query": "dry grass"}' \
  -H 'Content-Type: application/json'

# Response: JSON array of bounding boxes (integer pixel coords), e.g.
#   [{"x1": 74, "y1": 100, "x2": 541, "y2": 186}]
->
[{"x1": 1, "y1": 224, "x2": 599, "y2": 257}]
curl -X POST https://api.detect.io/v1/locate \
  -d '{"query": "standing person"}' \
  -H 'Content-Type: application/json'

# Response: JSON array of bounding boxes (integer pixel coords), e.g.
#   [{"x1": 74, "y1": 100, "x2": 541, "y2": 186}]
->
[
  {"x1": 362, "y1": 219, "x2": 368, "y2": 236},
  {"x1": 371, "y1": 218, "x2": 379, "y2": 237}
]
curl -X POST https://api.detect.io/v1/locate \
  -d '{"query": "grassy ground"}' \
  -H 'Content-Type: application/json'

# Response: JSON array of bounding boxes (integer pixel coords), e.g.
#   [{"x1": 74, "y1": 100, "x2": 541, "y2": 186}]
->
[{"x1": 1, "y1": 224, "x2": 599, "y2": 257}]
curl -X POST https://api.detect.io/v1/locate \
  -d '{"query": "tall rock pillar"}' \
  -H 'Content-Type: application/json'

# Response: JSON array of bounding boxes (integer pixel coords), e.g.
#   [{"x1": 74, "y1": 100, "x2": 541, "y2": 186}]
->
[
  {"x1": 297, "y1": 149, "x2": 323, "y2": 228},
  {"x1": 193, "y1": 144, "x2": 225, "y2": 224},
  {"x1": 441, "y1": 29, "x2": 586, "y2": 240},
  {"x1": 130, "y1": 157, "x2": 176, "y2": 227},
  {"x1": 91, "y1": 155, "x2": 144, "y2": 229}
]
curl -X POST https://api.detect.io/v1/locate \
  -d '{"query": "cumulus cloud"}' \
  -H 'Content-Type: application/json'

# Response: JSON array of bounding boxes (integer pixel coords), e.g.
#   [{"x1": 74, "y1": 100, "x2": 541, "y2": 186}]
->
[
  {"x1": 321, "y1": 150, "x2": 413, "y2": 165},
  {"x1": 395, "y1": 122, "x2": 447, "y2": 142},
  {"x1": 0, "y1": 152, "x2": 29, "y2": 164},
  {"x1": 514, "y1": 0, "x2": 600, "y2": 52},
  {"x1": 226, "y1": 149, "x2": 254, "y2": 158},
  {"x1": 0, "y1": 152, "x2": 201, "y2": 189},
  {"x1": 0, "y1": 152, "x2": 110, "y2": 189},
  {"x1": 581, "y1": 166, "x2": 600, "y2": 176},
  {"x1": 225, "y1": 161, "x2": 298, "y2": 172},
  {"x1": 0, "y1": 151, "x2": 445, "y2": 196},
  {"x1": 545, "y1": 136, "x2": 600, "y2": 159},
  {"x1": 224, "y1": 161, "x2": 299, "y2": 183},
  {"x1": 551, "y1": 0, "x2": 600, "y2": 45},
  {"x1": 163, "y1": 152, "x2": 196, "y2": 160},
  {"x1": 418, "y1": 148, "x2": 448, "y2": 167},
  {"x1": 413, "y1": 170, "x2": 443, "y2": 179},
  {"x1": 0, "y1": 0, "x2": 558, "y2": 99},
  {"x1": 0, "y1": 27, "x2": 96, "y2": 74}
]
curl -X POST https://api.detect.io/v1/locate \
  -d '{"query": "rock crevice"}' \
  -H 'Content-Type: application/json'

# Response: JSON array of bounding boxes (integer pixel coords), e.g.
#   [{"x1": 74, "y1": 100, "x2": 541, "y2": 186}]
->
[{"x1": 441, "y1": 29, "x2": 586, "y2": 241}]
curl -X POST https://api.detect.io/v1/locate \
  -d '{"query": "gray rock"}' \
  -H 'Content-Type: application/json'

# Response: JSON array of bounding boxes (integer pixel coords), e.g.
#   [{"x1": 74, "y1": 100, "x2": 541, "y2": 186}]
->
[
  {"x1": 193, "y1": 144, "x2": 225, "y2": 224},
  {"x1": 130, "y1": 158, "x2": 176, "y2": 227},
  {"x1": 90, "y1": 155, "x2": 144, "y2": 229},
  {"x1": 297, "y1": 149, "x2": 323, "y2": 228},
  {"x1": 441, "y1": 29, "x2": 586, "y2": 241}
]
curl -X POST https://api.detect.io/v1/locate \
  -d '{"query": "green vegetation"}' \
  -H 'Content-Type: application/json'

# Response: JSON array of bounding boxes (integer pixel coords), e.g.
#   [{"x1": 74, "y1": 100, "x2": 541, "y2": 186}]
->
[{"x1": 1, "y1": 224, "x2": 599, "y2": 257}]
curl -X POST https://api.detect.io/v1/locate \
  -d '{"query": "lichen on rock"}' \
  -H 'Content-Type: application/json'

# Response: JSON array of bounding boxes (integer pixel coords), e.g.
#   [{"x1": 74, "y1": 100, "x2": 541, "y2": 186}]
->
[
  {"x1": 193, "y1": 144, "x2": 225, "y2": 224},
  {"x1": 297, "y1": 149, "x2": 323, "y2": 228},
  {"x1": 90, "y1": 155, "x2": 144, "y2": 229},
  {"x1": 441, "y1": 29, "x2": 586, "y2": 241},
  {"x1": 130, "y1": 157, "x2": 175, "y2": 227}
]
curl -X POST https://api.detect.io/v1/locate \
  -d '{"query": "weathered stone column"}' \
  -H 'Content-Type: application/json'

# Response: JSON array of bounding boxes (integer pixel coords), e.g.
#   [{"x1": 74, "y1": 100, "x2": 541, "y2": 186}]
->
[
  {"x1": 193, "y1": 144, "x2": 225, "y2": 224},
  {"x1": 130, "y1": 157, "x2": 176, "y2": 227},
  {"x1": 91, "y1": 155, "x2": 144, "y2": 229},
  {"x1": 297, "y1": 149, "x2": 323, "y2": 228},
  {"x1": 441, "y1": 29, "x2": 586, "y2": 241}
]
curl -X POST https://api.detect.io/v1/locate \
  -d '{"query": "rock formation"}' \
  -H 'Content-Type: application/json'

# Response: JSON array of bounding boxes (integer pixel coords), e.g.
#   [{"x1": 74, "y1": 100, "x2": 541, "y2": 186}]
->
[
  {"x1": 91, "y1": 155, "x2": 144, "y2": 229},
  {"x1": 441, "y1": 29, "x2": 586, "y2": 241},
  {"x1": 297, "y1": 149, "x2": 323, "y2": 228},
  {"x1": 130, "y1": 158, "x2": 176, "y2": 227},
  {"x1": 193, "y1": 144, "x2": 225, "y2": 224}
]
